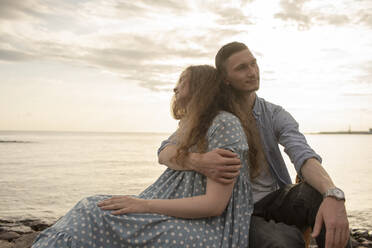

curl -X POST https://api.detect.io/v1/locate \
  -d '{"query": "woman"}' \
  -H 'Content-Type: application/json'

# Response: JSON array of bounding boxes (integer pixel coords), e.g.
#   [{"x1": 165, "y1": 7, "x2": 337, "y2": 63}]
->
[{"x1": 32, "y1": 65, "x2": 253, "y2": 248}]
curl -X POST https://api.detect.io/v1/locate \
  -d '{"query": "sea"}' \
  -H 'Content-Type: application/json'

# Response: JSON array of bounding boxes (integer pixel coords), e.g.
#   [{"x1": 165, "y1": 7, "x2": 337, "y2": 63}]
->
[{"x1": 0, "y1": 131, "x2": 371, "y2": 229}]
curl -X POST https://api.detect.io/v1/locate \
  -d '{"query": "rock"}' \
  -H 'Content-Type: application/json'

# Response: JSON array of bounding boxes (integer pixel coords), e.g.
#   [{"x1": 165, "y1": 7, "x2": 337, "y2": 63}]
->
[
  {"x1": 353, "y1": 229, "x2": 369, "y2": 237},
  {"x1": 6, "y1": 225, "x2": 33, "y2": 234},
  {"x1": 23, "y1": 220, "x2": 51, "y2": 232},
  {"x1": 0, "y1": 232, "x2": 20, "y2": 241},
  {"x1": 0, "y1": 219, "x2": 14, "y2": 224},
  {"x1": 14, "y1": 232, "x2": 39, "y2": 248},
  {"x1": 352, "y1": 236, "x2": 361, "y2": 247},
  {"x1": 368, "y1": 230, "x2": 372, "y2": 240},
  {"x1": 0, "y1": 240, "x2": 14, "y2": 248},
  {"x1": 0, "y1": 221, "x2": 33, "y2": 234},
  {"x1": 360, "y1": 238, "x2": 372, "y2": 247}
]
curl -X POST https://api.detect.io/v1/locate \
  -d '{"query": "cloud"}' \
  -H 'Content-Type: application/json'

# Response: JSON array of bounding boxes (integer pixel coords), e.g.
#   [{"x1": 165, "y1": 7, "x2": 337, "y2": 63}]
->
[
  {"x1": 274, "y1": 0, "x2": 371, "y2": 29},
  {"x1": 114, "y1": 0, "x2": 191, "y2": 20},
  {"x1": 315, "y1": 14, "x2": 350, "y2": 26},
  {"x1": 0, "y1": 0, "x2": 49, "y2": 21},
  {"x1": 212, "y1": 7, "x2": 253, "y2": 25},
  {"x1": 358, "y1": 60, "x2": 372, "y2": 84},
  {"x1": 0, "y1": 0, "x2": 259, "y2": 91},
  {"x1": 0, "y1": 48, "x2": 34, "y2": 61},
  {"x1": 274, "y1": 0, "x2": 311, "y2": 28},
  {"x1": 357, "y1": 9, "x2": 372, "y2": 28}
]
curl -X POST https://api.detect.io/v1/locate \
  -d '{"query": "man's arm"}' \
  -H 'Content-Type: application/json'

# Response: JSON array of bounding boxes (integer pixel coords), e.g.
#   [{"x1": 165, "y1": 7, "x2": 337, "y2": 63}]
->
[
  {"x1": 273, "y1": 106, "x2": 349, "y2": 248},
  {"x1": 301, "y1": 158, "x2": 334, "y2": 194},
  {"x1": 301, "y1": 159, "x2": 349, "y2": 248},
  {"x1": 158, "y1": 144, "x2": 242, "y2": 184}
]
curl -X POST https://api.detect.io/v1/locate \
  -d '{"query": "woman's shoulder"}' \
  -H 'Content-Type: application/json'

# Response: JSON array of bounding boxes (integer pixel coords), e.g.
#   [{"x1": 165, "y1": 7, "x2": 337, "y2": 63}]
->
[
  {"x1": 208, "y1": 111, "x2": 242, "y2": 137},
  {"x1": 212, "y1": 111, "x2": 241, "y2": 125},
  {"x1": 207, "y1": 111, "x2": 245, "y2": 147}
]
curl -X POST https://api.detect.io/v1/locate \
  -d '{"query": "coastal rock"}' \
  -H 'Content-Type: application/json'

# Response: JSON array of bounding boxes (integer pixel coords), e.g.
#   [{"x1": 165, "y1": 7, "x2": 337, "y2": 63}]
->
[
  {"x1": 351, "y1": 236, "x2": 362, "y2": 247},
  {"x1": 0, "y1": 231, "x2": 20, "y2": 241},
  {"x1": 14, "y1": 232, "x2": 40, "y2": 248},
  {"x1": 0, "y1": 240, "x2": 14, "y2": 248},
  {"x1": 1, "y1": 218, "x2": 372, "y2": 247},
  {"x1": 20, "y1": 220, "x2": 51, "y2": 232},
  {"x1": 5, "y1": 225, "x2": 33, "y2": 234}
]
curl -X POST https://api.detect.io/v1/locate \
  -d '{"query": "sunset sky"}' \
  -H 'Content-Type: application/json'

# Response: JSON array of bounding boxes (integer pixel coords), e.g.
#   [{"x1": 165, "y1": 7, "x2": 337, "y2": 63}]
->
[{"x1": 1, "y1": 0, "x2": 371, "y2": 133}]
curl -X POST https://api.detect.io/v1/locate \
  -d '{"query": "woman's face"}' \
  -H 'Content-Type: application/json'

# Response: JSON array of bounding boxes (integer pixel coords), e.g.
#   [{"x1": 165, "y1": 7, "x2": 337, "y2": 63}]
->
[{"x1": 173, "y1": 70, "x2": 190, "y2": 105}]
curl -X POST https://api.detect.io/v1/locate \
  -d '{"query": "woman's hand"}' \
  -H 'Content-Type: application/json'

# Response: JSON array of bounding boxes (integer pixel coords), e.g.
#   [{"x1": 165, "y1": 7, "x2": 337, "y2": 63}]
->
[{"x1": 97, "y1": 196, "x2": 149, "y2": 215}]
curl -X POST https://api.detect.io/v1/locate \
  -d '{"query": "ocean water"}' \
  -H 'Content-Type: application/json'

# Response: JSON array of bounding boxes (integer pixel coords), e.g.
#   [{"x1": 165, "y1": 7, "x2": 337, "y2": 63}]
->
[{"x1": 0, "y1": 131, "x2": 371, "y2": 229}]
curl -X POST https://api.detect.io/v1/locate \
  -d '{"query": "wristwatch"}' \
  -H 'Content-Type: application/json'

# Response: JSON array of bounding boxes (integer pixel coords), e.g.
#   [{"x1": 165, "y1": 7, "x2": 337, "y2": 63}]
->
[{"x1": 323, "y1": 187, "x2": 345, "y2": 201}]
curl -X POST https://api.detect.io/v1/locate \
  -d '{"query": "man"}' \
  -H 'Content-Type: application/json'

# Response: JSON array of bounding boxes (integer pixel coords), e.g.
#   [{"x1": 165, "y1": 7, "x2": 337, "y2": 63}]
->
[{"x1": 158, "y1": 41, "x2": 350, "y2": 248}]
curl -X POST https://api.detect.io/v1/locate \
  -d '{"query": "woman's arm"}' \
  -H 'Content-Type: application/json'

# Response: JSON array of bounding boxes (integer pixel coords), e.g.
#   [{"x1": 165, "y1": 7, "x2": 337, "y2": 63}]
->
[
  {"x1": 98, "y1": 177, "x2": 235, "y2": 218},
  {"x1": 99, "y1": 113, "x2": 245, "y2": 218}
]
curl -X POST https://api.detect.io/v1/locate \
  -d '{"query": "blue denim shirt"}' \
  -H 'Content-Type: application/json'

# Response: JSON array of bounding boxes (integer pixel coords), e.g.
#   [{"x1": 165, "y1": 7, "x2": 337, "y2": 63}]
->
[{"x1": 157, "y1": 96, "x2": 322, "y2": 187}]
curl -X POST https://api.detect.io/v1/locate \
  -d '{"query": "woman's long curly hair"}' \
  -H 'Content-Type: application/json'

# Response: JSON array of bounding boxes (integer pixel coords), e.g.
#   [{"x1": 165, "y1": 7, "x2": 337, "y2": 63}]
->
[{"x1": 171, "y1": 65, "x2": 221, "y2": 165}]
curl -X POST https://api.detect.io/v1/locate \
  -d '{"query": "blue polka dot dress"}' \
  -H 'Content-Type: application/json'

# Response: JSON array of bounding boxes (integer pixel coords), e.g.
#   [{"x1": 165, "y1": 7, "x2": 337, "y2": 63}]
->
[{"x1": 32, "y1": 111, "x2": 253, "y2": 248}]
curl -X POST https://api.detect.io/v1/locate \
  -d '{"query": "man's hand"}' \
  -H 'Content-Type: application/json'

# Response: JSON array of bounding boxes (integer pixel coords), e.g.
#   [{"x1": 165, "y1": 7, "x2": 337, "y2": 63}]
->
[
  {"x1": 97, "y1": 196, "x2": 149, "y2": 215},
  {"x1": 190, "y1": 148, "x2": 242, "y2": 184},
  {"x1": 312, "y1": 197, "x2": 349, "y2": 248}
]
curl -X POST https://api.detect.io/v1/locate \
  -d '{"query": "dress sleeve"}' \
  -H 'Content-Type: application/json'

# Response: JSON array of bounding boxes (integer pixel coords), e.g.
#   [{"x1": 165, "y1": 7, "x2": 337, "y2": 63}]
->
[
  {"x1": 207, "y1": 113, "x2": 246, "y2": 156},
  {"x1": 272, "y1": 106, "x2": 322, "y2": 176}
]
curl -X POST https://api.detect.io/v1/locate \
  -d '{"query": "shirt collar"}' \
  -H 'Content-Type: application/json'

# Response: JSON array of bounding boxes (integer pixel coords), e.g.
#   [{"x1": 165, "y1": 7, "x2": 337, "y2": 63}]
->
[{"x1": 252, "y1": 94, "x2": 261, "y2": 117}]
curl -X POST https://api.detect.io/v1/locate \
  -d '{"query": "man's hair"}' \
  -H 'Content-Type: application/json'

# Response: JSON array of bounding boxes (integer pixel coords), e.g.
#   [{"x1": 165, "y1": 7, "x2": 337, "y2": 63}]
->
[
  {"x1": 215, "y1": 41, "x2": 263, "y2": 178},
  {"x1": 215, "y1": 41, "x2": 248, "y2": 76}
]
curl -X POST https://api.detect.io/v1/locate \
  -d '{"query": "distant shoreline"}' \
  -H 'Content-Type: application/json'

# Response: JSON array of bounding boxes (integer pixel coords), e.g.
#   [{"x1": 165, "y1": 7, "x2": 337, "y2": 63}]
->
[{"x1": 307, "y1": 131, "x2": 372, "y2": 135}]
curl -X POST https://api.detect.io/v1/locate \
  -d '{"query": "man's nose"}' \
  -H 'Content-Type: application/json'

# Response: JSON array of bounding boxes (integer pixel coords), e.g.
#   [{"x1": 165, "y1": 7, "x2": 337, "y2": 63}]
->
[
  {"x1": 246, "y1": 69, "x2": 255, "y2": 78},
  {"x1": 247, "y1": 66, "x2": 258, "y2": 78}
]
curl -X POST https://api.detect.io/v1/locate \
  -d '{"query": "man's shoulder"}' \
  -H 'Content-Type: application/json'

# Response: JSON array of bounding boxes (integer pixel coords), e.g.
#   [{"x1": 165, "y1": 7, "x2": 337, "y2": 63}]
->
[{"x1": 256, "y1": 96, "x2": 283, "y2": 113}]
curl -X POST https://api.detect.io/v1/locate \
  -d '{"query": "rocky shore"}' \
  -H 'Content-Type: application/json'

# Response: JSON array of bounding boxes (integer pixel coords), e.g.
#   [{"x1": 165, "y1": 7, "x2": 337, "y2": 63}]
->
[
  {"x1": 1, "y1": 218, "x2": 371, "y2": 248},
  {"x1": 0, "y1": 219, "x2": 52, "y2": 248}
]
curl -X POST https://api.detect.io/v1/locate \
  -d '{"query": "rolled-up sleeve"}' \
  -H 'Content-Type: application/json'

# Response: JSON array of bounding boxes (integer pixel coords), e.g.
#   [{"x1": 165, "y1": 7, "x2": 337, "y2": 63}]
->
[{"x1": 272, "y1": 106, "x2": 322, "y2": 176}]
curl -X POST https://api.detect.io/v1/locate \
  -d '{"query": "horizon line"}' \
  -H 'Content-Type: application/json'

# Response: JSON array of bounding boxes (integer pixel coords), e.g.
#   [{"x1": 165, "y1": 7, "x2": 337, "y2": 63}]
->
[{"x1": 0, "y1": 130, "x2": 172, "y2": 135}]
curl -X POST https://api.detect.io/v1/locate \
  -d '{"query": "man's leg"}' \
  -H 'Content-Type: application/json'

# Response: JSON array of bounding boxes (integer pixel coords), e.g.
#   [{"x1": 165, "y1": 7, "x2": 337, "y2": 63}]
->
[
  {"x1": 249, "y1": 215, "x2": 305, "y2": 248},
  {"x1": 252, "y1": 182, "x2": 352, "y2": 248},
  {"x1": 254, "y1": 183, "x2": 322, "y2": 232}
]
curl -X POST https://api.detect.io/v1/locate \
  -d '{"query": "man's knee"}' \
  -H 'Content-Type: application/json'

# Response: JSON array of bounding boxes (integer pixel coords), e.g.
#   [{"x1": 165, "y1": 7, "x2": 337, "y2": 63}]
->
[
  {"x1": 250, "y1": 216, "x2": 305, "y2": 248},
  {"x1": 294, "y1": 182, "x2": 322, "y2": 204}
]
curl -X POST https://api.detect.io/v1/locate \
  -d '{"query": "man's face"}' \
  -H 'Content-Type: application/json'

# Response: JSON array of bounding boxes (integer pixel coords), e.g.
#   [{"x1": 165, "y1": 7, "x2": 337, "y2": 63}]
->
[{"x1": 224, "y1": 49, "x2": 260, "y2": 93}]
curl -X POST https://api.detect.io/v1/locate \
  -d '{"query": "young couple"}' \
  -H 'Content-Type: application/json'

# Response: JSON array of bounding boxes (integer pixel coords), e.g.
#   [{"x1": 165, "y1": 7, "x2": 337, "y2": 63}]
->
[{"x1": 32, "y1": 42, "x2": 350, "y2": 248}]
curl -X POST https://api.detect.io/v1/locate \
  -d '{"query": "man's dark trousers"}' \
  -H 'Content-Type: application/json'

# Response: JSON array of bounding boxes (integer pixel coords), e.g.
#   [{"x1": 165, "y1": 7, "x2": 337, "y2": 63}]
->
[{"x1": 249, "y1": 182, "x2": 351, "y2": 248}]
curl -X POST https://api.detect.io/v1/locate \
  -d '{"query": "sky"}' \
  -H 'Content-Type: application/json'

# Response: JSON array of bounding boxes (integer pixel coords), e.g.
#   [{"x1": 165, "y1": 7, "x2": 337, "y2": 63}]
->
[{"x1": 0, "y1": 0, "x2": 372, "y2": 133}]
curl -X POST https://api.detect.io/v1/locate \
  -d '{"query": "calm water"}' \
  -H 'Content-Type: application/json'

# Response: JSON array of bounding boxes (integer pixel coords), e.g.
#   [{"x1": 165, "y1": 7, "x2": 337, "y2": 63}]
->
[{"x1": 0, "y1": 131, "x2": 371, "y2": 229}]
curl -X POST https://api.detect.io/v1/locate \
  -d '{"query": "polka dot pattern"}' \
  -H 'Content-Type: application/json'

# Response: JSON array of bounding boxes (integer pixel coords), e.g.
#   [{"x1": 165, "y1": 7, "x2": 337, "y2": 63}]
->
[{"x1": 32, "y1": 111, "x2": 253, "y2": 248}]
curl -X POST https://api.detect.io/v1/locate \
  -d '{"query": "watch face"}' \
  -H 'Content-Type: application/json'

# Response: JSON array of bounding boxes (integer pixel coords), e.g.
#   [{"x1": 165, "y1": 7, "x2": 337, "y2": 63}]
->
[
  {"x1": 329, "y1": 188, "x2": 345, "y2": 200},
  {"x1": 334, "y1": 189, "x2": 344, "y2": 198}
]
